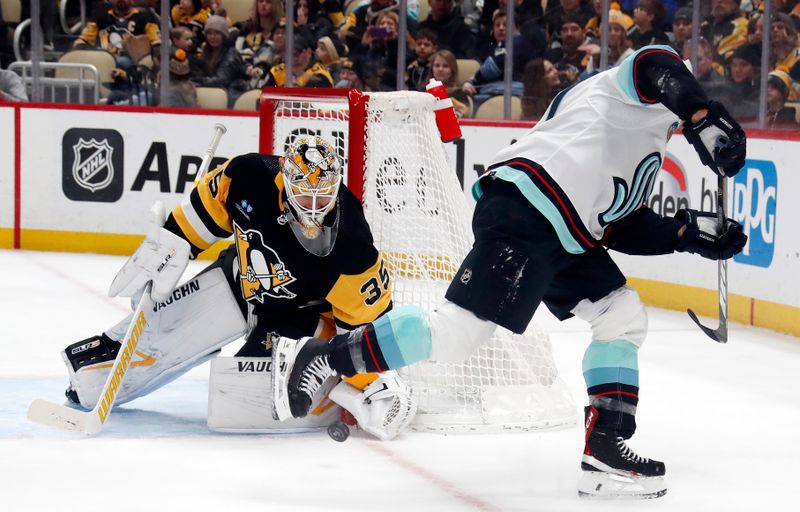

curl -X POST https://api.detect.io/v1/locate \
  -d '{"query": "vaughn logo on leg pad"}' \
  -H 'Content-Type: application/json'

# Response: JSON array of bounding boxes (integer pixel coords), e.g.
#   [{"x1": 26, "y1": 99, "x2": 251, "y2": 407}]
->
[{"x1": 62, "y1": 128, "x2": 124, "y2": 202}]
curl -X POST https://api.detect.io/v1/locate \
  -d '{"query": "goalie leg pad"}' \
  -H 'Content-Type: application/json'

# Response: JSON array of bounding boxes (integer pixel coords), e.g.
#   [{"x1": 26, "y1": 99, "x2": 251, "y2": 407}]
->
[
  {"x1": 64, "y1": 268, "x2": 248, "y2": 409},
  {"x1": 207, "y1": 357, "x2": 341, "y2": 433}
]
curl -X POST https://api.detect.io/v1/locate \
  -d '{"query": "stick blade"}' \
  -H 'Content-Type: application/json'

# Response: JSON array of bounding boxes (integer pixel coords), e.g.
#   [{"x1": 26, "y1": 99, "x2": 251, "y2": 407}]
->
[
  {"x1": 27, "y1": 399, "x2": 98, "y2": 434},
  {"x1": 687, "y1": 309, "x2": 728, "y2": 343}
]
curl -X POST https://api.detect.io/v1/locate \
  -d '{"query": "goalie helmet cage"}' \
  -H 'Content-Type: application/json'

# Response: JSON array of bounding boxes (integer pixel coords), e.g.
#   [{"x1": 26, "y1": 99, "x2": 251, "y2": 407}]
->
[{"x1": 259, "y1": 88, "x2": 576, "y2": 432}]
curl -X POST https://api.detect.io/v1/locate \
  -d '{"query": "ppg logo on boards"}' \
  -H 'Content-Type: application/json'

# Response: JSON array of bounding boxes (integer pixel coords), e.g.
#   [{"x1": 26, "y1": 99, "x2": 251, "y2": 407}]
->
[
  {"x1": 732, "y1": 160, "x2": 777, "y2": 268},
  {"x1": 62, "y1": 128, "x2": 124, "y2": 202}
]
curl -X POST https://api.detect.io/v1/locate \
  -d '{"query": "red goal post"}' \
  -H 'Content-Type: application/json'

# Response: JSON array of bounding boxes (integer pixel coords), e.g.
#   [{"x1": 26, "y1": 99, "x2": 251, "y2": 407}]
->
[{"x1": 259, "y1": 87, "x2": 577, "y2": 432}]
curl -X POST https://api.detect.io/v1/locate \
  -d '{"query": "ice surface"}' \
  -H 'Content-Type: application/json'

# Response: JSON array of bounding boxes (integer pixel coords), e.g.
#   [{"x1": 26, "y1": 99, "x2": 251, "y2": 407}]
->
[{"x1": 1, "y1": 249, "x2": 798, "y2": 511}]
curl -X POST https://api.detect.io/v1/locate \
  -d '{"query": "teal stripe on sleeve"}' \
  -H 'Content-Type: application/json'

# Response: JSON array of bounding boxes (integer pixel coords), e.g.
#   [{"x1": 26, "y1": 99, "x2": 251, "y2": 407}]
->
[{"x1": 616, "y1": 45, "x2": 679, "y2": 103}]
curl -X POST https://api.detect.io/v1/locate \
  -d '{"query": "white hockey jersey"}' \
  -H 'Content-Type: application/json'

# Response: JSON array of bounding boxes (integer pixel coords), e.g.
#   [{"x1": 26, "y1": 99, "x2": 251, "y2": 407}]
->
[{"x1": 476, "y1": 46, "x2": 684, "y2": 254}]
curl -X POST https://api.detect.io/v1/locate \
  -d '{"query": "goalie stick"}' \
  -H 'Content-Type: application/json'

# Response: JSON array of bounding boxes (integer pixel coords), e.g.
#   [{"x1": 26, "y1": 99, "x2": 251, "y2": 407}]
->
[
  {"x1": 27, "y1": 283, "x2": 155, "y2": 434},
  {"x1": 687, "y1": 175, "x2": 728, "y2": 343},
  {"x1": 195, "y1": 123, "x2": 227, "y2": 185}
]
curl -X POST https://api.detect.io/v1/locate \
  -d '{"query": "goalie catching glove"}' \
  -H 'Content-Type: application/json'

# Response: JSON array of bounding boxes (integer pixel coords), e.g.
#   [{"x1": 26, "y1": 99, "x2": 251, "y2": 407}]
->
[
  {"x1": 108, "y1": 202, "x2": 191, "y2": 302},
  {"x1": 682, "y1": 101, "x2": 746, "y2": 177},
  {"x1": 674, "y1": 209, "x2": 747, "y2": 260},
  {"x1": 329, "y1": 371, "x2": 418, "y2": 441}
]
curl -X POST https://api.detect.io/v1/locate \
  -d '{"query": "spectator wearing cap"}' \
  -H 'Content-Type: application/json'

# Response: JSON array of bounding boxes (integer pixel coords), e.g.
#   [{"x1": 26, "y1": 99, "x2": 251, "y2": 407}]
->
[
  {"x1": 264, "y1": 33, "x2": 335, "y2": 87},
  {"x1": 418, "y1": 0, "x2": 477, "y2": 59},
  {"x1": 545, "y1": 13, "x2": 590, "y2": 87},
  {"x1": 543, "y1": 0, "x2": 595, "y2": 45},
  {"x1": 721, "y1": 43, "x2": 761, "y2": 121},
  {"x1": 629, "y1": 0, "x2": 670, "y2": 49},
  {"x1": 161, "y1": 49, "x2": 199, "y2": 108},
  {"x1": 316, "y1": 36, "x2": 349, "y2": 85},
  {"x1": 702, "y1": 0, "x2": 748, "y2": 62},
  {"x1": 192, "y1": 15, "x2": 249, "y2": 108},
  {"x1": 335, "y1": 57, "x2": 366, "y2": 89},
  {"x1": 581, "y1": 6, "x2": 634, "y2": 74},
  {"x1": 670, "y1": 6, "x2": 693, "y2": 53},
  {"x1": 767, "y1": 67, "x2": 799, "y2": 128},
  {"x1": 769, "y1": 13, "x2": 800, "y2": 75}
]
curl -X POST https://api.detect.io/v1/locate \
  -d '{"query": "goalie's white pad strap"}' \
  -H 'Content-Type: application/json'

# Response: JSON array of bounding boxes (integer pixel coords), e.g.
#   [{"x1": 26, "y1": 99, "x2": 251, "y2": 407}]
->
[
  {"x1": 66, "y1": 268, "x2": 247, "y2": 409},
  {"x1": 329, "y1": 370, "x2": 417, "y2": 441},
  {"x1": 207, "y1": 357, "x2": 341, "y2": 433}
]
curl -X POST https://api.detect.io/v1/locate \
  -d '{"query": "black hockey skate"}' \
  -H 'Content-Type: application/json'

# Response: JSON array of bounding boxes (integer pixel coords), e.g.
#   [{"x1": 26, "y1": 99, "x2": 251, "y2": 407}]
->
[
  {"x1": 63, "y1": 334, "x2": 120, "y2": 405},
  {"x1": 271, "y1": 336, "x2": 337, "y2": 421},
  {"x1": 579, "y1": 406, "x2": 666, "y2": 499}
]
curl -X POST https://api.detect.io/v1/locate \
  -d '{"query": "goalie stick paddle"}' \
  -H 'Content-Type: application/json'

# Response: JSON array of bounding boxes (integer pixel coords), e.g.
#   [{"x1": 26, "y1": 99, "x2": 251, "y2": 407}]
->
[
  {"x1": 27, "y1": 282, "x2": 155, "y2": 434},
  {"x1": 687, "y1": 175, "x2": 729, "y2": 343}
]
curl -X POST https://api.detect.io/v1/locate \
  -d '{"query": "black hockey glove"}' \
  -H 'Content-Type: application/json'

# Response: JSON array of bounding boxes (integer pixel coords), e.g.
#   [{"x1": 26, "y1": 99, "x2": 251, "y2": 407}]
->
[
  {"x1": 674, "y1": 209, "x2": 747, "y2": 260},
  {"x1": 682, "y1": 101, "x2": 746, "y2": 177}
]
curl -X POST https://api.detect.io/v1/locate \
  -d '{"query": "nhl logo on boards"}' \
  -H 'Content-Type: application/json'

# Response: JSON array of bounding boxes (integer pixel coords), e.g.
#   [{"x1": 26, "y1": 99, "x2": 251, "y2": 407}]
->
[{"x1": 62, "y1": 128, "x2": 124, "y2": 202}]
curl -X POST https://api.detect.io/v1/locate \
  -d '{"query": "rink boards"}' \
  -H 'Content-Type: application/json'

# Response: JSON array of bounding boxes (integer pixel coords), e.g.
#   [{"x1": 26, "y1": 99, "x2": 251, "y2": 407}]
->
[{"x1": 0, "y1": 102, "x2": 797, "y2": 335}]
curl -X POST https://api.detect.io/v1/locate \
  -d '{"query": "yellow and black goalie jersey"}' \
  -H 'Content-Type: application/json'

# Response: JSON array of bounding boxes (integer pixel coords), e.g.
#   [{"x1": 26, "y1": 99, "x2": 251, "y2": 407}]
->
[{"x1": 164, "y1": 153, "x2": 391, "y2": 329}]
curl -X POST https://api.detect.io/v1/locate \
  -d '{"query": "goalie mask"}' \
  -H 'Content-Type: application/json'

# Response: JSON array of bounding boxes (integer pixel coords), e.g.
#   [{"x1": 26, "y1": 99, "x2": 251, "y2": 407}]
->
[{"x1": 281, "y1": 136, "x2": 343, "y2": 255}]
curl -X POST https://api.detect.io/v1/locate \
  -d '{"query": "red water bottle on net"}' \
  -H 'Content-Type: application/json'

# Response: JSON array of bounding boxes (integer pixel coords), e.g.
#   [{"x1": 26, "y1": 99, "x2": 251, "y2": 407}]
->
[{"x1": 425, "y1": 78, "x2": 462, "y2": 142}]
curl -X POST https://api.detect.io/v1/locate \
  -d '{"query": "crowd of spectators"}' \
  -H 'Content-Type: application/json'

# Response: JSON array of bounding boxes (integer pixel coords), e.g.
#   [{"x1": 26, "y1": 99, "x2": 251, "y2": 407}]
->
[{"x1": 1, "y1": 0, "x2": 799, "y2": 127}]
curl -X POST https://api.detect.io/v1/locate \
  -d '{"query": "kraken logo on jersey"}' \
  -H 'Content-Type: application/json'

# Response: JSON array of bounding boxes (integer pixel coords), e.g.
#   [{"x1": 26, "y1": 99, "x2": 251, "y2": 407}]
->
[{"x1": 234, "y1": 223, "x2": 297, "y2": 301}]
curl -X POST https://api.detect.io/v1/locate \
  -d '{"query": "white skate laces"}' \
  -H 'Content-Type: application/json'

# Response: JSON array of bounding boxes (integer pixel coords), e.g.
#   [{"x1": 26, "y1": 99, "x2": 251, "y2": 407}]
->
[
  {"x1": 298, "y1": 355, "x2": 336, "y2": 399},
  {"x1": 616, "y1": 437, "x2": 650, "y2": 464}
]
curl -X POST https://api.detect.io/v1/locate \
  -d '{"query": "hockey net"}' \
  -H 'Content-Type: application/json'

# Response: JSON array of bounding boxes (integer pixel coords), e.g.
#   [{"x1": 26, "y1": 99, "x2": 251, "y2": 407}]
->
[{"x1": 259, "y1": 88, "x2": 576, "y2": 432}]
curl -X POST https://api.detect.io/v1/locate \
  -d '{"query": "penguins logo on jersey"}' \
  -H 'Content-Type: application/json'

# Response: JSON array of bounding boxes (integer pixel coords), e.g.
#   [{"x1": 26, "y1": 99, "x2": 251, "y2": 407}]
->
[{"x1": 234, "y1": 223, "x2": 297, "y2": 301}]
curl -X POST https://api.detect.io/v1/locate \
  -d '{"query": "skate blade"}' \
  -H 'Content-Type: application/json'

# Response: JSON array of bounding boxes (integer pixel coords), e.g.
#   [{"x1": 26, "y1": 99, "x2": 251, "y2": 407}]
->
[{"x1": 578, "y1": 470, "x2": 666, "y2": 500}]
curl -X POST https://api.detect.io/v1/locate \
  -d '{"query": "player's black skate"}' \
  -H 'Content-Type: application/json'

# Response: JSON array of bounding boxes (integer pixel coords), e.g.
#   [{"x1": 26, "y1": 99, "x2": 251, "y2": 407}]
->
[
  {"x1": 579, "y1": 406, "x2": 666, "y2": 499},
  {"x1": 62, "y1": 334, "x2": 120, "y2": 405},
  {"x1": 271, "y1": 336, "x2": 337, "y2": 420}
]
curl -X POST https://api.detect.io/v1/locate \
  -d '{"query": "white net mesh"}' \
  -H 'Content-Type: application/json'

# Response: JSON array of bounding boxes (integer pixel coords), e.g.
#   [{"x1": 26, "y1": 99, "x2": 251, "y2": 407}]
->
[{"x1": 265, "y1": 90, "x2": 576, "y2": 432}]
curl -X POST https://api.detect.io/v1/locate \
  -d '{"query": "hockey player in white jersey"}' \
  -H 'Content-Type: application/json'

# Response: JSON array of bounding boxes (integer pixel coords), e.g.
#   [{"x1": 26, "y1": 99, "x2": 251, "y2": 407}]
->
[{"x1": 270, "y1": 45, "x2": 748, "y2": 497}]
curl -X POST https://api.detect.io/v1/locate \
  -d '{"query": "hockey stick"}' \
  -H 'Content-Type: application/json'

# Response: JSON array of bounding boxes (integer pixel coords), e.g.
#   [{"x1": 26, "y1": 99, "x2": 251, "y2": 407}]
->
[
  {"x1": 194, "y1": 123, "x2": 227, "y2": 185},
  {"x1": 687, "y1": 175, "x2": 728, "y2": 343},
  {"x1": 27, "y1": 283, "x2": 155, "y2": 434}
]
